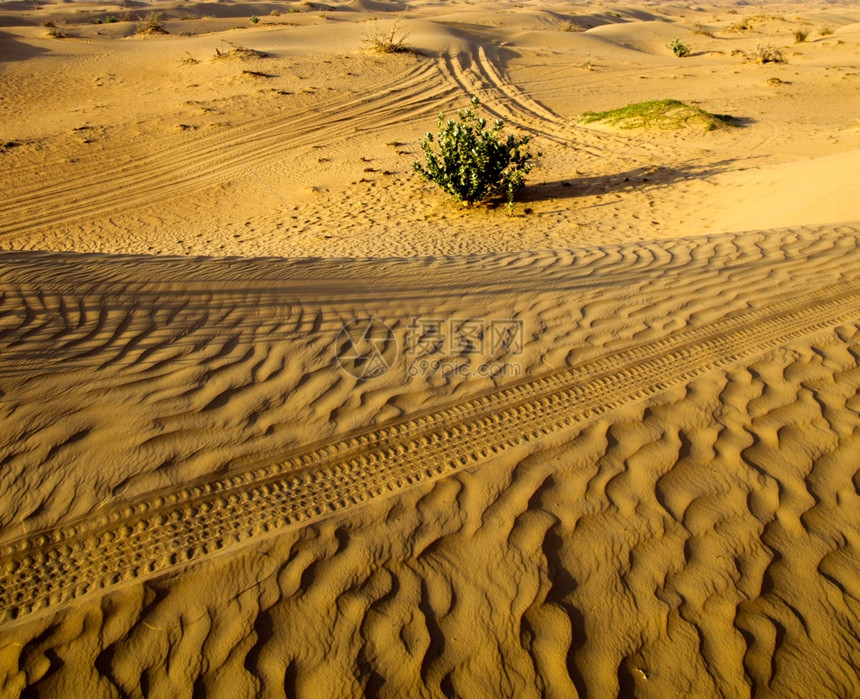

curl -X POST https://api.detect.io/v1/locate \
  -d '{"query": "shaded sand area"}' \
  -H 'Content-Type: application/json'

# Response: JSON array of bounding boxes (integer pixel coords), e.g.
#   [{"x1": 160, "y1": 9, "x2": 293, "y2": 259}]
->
[{"x1": 1, "y1": 0, "x2": 860, "y2": 696}]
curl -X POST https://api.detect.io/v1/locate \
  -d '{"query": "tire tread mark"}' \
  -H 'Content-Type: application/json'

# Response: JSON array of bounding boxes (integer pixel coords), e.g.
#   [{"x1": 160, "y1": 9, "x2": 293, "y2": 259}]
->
[{"x1": 0, "y1": 282, "x2": 859, "y2": 627}]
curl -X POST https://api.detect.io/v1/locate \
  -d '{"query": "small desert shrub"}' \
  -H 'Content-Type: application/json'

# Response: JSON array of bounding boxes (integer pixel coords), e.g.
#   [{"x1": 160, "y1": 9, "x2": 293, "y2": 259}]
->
[
  {"x1": 212, "y1": 41, "x2": 268, "y2": 60},
  {"x1": 556, "y1": 19, "x2": 582, "y2": 32},
  {"x1": 182, "y1": 14, "x2": 196, "y2": 21},
  {"x1": 137, "y1": 12, "x2": 167, "y2": 35},
  {"x1": 43, "y1": 20, "x2": 71, "y2": 38},
  {"x1": 819, "y1": 25, "x2": 834, "y2": 36},
  {"x1": 726, "y1": 18, "x2": 751, "y2": 32},
  {"x1": 749, "y1": 43, "x2": 785, "y2": 64},
  {"x1": 362, "y1": 17, "x2": 411, "y2": 54},
  {"x1": 667, "y1": 38, "x2": 691, "y2": 57},
  {"x1": 45, "y1": 26, "x2": 69, "y2": 38},
  {"x1": 413, "y1": 97, "x2": 536, "y2": 210},
  {"x1": 793, "y1": 28, "x2": 809, "y2": 43},
  {"x1": 725, "y1": 14, "x2": 785, "y2": 33},
  {"x1": 250, "y1": 15, "x2": 260, "y2": 24}
]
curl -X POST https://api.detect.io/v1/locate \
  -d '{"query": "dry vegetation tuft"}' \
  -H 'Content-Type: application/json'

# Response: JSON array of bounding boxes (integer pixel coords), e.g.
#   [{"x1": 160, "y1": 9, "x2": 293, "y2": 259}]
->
[
  {"x1": 748, "y1": 44, "x2": 786, "y2": 64},
  {"x1": 724, "y1": 14, "x2": 787, "y2": 34},
  {"x1": 43, "y1": 19, "x2": 70, "y2": 38},
  {"x1": 136, "y1": 12, "x2": 168, "y2": 35},
  {"x1": 362, "y1": 16, "x2": 413, "y2": 54},
  {"x1": 555, "y1": 19, "x2": 583, "y2": 32},
  {"x1": 212, "y1": 42, "x2": 268, "y2": 60}
]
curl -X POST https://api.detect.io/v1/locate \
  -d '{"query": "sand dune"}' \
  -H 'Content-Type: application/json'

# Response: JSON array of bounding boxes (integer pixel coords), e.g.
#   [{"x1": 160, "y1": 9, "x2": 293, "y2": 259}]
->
[
  {"x1": 2, "y1": 222, "x2": 859, "y2": 694},
  {"x1": 1, "y1": 0, "x2": 859, "y2": 696}
]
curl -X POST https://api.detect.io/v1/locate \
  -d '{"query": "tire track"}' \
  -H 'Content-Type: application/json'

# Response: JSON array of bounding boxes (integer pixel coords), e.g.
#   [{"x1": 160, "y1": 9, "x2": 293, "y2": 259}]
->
[
  {"x1": 0, "y1": 60, "x2": 454, "y2": 240},
  {"x1": 1, "y1": 278, "x2": 859, "y2": 629},
  {"x1": 435, "y1": 44, "x2": 671, "y2": 166}
]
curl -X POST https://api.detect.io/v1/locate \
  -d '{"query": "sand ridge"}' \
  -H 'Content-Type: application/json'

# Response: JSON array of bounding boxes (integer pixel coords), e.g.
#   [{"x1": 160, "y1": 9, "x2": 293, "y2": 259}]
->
[{"x1": 1, "y1": 222, "x2": 860, "y2": 694}]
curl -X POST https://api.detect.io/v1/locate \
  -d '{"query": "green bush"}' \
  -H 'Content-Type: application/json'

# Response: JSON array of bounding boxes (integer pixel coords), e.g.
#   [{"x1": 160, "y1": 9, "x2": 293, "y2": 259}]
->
[
  {"x1": 413, "y1": 97, "x2": 535, "y2": 210},
  {"x1": 667, "y1": 38, "x2": 691, "y2": 57}
]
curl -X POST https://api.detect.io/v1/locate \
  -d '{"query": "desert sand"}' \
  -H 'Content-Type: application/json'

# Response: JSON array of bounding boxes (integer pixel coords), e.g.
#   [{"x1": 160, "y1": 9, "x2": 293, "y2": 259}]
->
[{"x1": 1, "y1": 0, "x2": 859, "y2": 696}]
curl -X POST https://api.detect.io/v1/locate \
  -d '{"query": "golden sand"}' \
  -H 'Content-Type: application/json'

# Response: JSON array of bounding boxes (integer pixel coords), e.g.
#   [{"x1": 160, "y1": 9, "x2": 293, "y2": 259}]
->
[{"x1": 1, "y1": 0, "x2": 859, "y2": 696}]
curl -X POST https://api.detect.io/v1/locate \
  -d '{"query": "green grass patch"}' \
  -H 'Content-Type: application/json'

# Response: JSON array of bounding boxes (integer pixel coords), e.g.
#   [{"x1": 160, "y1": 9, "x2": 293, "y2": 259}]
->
[{"x1": 579, "y1": 99, "x2": 739, "y2": 131}]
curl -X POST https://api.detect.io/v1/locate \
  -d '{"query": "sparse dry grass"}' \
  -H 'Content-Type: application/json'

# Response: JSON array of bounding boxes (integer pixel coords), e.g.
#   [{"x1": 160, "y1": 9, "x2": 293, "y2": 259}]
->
[
  {"x1": 43, "y1": 20, "x2": 70, "y2": 38},
  {"x1": 136, "y1": 12, "x2": 168, "y2": 35},
  {"x1": 724, "y1": 14, "x2": 787, "y2": 34},
  {"x1": 555, "y1": 19, "x2": 583, "y2": 32},
  {"x1": 362, "y1": 17, "x2": 413, "y2": 54},
  {"x1": 748, "y1": 44, "x2": 786, "y2": 64},
  {"x1": 212, "y1": 41, "x2": 268, "y2": 60}
]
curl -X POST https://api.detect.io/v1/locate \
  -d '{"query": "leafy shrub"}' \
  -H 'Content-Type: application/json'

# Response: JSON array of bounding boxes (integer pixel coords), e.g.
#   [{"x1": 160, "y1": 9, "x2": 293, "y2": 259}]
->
[
  {"x1": 413, "y1": 97, "x2": 536, "y2": 210},
  {"x1": 793, "y1": 28, "x2": 809, "y2": 43},
  {"x1": 250, "y1": 15, "x2": 260, "y2": 24},
  {"x1": 667, "y1": 38, "x2": 691, "y2": 57}
]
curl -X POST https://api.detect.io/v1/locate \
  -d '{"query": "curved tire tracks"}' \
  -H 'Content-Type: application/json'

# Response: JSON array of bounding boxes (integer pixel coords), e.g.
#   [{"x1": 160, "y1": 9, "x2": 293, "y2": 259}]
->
[{"x1": 1, "y1": 278, "x2": 859, "y2": 629}]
